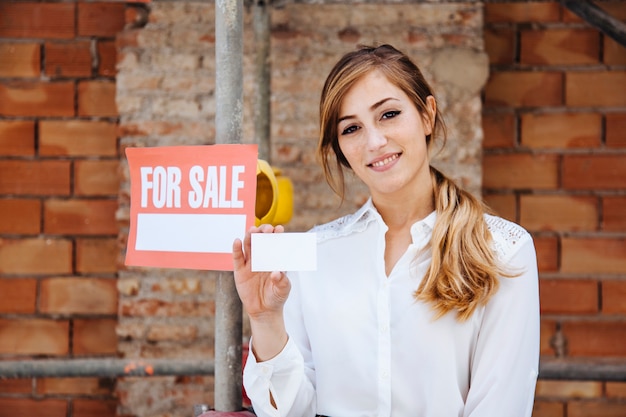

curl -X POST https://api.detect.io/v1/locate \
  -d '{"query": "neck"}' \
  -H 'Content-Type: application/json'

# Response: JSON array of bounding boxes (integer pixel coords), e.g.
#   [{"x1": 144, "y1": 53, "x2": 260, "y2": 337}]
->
[{"x1": 372, "y1": 184, "x2": 435, "y2": 231}]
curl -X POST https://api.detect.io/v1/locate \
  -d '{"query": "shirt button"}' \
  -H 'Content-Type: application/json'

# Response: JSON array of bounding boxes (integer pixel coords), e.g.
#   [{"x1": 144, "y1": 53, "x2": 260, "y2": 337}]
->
[{"x1": 381, "y1": 370, "x2": 389, "y2": 380}]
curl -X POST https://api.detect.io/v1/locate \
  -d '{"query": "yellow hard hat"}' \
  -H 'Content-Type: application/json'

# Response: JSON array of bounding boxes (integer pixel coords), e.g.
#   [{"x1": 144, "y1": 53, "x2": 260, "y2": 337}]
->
[{"x1": 255, "y1": 160, "x2": 293, "y2": 226}]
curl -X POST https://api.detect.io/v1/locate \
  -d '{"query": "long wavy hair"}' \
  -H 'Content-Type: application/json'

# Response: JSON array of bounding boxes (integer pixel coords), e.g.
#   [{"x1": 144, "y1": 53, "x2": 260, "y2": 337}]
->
[{"x1": 318, "y1": 44, "x2": 513, "y2": 321}]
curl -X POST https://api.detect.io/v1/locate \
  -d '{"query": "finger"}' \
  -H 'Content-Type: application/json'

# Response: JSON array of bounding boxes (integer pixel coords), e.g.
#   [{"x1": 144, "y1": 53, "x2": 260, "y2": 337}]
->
[
  {"x1": 274, "y1": 224, "x2": 284, "y2": 233},
  {"x1": 232, "y1": 238, "x2": 245, "y2": 270},
  {"x1": 258, "y1": 223, "x2": 275, "y2": 233},
  {"x1": 243, "y1": 227, "x2": 255, "y2": 257}
]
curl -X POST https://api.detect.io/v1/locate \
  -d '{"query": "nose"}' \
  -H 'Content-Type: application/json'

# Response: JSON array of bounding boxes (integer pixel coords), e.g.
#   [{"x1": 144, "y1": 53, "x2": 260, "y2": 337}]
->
[{"x1": 365, "y1": 127, "x2": 387, "y2": 151}]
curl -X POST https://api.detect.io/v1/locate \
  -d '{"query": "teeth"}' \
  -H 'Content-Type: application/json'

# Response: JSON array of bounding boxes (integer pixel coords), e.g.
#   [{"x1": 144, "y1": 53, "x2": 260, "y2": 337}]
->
[{"x1": 371, "y1": 153, "x2": 399, "y2": 167}]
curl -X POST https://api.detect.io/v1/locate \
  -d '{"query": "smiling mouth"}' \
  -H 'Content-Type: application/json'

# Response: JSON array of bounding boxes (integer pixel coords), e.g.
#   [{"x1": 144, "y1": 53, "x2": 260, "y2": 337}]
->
[{"x1": 369, "y1": 153, "x2": 401, "y2": 168}]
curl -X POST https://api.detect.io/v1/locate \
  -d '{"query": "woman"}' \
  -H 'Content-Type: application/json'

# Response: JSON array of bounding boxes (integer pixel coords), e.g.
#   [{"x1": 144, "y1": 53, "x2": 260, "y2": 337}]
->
[{"x1": 233, "y1": 44, "x2": 539, "y2": 417}]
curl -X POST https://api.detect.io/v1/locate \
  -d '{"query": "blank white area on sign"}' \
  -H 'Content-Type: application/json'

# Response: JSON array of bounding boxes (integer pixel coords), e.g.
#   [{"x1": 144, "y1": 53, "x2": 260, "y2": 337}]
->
[
  {"x1": 251, "y1": 232, "x2": 317, "y2": 272},
  {"x1": 135, "y1": 213, "x2": 246, "y2": 253}
]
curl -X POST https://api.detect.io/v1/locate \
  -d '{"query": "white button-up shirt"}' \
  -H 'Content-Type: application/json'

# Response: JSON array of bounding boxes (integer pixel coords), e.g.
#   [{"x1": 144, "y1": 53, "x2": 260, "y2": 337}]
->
[{"x1": 244, "y1": 199, "x2": 540, "y2": 417}]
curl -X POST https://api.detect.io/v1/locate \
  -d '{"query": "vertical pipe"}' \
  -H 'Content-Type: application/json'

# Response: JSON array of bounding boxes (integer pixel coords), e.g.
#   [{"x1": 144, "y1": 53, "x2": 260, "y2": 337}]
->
[
  {"x1": 253, "y1": 0, "x2": 271, "y2": 162},
  {"x1": 215, "y1": 0, "x2": 244, "y2": 411}
]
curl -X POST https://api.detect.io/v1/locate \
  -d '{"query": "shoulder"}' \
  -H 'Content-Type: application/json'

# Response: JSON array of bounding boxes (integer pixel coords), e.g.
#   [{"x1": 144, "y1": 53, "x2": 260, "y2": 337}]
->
[
  {"x1": 484, "y1": 214, "x2": 533, "y2": 263},
  {"x1": 310, "y1": 201, "x2": 377, "y2": 244}
]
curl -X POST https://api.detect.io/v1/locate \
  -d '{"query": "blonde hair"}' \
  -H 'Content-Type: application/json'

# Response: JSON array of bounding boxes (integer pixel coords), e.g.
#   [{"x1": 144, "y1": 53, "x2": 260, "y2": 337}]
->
[{"x1": 318, "y1": 44, "x2": 513, "y2": 321}]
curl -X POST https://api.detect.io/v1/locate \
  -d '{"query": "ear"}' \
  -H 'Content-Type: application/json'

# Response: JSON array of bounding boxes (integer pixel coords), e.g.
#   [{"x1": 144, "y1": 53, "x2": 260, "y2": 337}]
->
[{"x1": 424, "y1": 95, "x2": 437, "y2": 136}]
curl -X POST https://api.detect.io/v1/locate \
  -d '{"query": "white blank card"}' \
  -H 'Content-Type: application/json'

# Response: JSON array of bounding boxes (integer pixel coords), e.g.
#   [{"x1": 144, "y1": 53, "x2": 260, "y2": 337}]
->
[{"x1": 251, "y1": 233, "x2": 317, "y2": 272}]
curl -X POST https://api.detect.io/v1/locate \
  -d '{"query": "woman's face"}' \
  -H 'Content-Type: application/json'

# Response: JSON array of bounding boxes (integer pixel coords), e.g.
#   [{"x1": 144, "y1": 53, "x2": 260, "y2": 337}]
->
[{"x1": 337, "y1": 69, "x2": 435, "y2": 200}]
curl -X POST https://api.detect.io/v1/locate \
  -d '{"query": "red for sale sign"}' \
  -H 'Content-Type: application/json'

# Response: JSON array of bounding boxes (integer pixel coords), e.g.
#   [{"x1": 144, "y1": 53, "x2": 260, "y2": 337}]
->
[{"x1": 124, "y1": 144, "x2": 258, "y2": 271}]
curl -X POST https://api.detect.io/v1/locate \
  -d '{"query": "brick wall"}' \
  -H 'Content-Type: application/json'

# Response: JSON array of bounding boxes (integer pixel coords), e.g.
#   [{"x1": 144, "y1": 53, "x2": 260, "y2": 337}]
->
[
  {"x1": 1, "y1": 1, "x2": 625, "y2": 417},
  {"x1": 0, "y1": 1, "x2": 126, "y2": 416},
  {"x1": 483, "y1": 2, "x2": 626, "y2": 416},
  {"x1": 115, "y1": 2, "x2": 487, "y2": 416}
]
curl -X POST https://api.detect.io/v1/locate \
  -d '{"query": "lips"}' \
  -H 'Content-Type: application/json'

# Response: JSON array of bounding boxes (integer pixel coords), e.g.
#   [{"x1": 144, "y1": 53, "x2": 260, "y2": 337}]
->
[{"x1": 369, "y1": 152, "x2": 401, "y2": 168}]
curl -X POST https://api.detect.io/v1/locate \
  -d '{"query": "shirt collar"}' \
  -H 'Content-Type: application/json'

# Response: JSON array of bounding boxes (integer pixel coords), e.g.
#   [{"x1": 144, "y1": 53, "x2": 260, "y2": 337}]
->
[{"x1": 313, "y1": 198, "x2": 437, "y2": 243}]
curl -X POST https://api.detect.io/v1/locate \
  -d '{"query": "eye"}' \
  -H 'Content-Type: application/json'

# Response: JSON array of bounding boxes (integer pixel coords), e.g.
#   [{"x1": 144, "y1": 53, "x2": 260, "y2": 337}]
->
[
  {"x1": 340, "y1": 125, "x2": 359, "y2": 136},
  {"x1": 381, "y1": 110, "x2": 401, "y2": 120}
]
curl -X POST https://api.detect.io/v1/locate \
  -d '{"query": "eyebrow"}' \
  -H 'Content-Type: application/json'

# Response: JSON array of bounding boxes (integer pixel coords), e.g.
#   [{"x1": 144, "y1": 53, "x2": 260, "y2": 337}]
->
[{"x1": 337, "y1": 97, "x2": 400, "y2": 123}]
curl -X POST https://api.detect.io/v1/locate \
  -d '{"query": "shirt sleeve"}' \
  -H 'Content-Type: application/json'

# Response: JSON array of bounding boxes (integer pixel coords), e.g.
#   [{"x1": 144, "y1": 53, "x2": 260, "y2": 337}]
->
[
  {"x1": 463, "y1": 235, "x2": 540, "y2": 417},
  {"x1": 242, "y1": 273, "x2": 317, "y2": 417}
]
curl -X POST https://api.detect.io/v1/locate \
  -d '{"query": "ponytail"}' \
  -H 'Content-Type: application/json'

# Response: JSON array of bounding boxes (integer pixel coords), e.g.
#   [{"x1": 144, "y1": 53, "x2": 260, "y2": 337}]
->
[{"x1": 414, "y1": 167, "x2": 513, "y2": 321}]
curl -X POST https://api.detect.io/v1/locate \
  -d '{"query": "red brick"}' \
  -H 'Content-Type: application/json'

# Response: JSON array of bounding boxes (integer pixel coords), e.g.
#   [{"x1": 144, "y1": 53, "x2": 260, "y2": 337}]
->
[
  {"x1": 0, "y1": 81, "x2": 74, "y2": 117},
  {"x1": 44, "y1": 199, "x2": 118, "y2": 235},
  {"x1": 39, "y1": 277, "x2": 118, "y2": 315},
  {"x1": 520, "y1": 113, "x2": 601, "y2": 149},
  {"x1": 0, "y1": 398, "x2": 67, "y2": 417},
  {"x1": 73, "y1": 399, "x2": 118, "y2": 417},
  {"x1": 98, "y1": 40, "x2": 117, "y2": 76},
  {"x1": 485, "y1": 3, "x2": 561, "y2": 23},
  {"x1": 606, "y1": 382, "x2": 626, "y2": 399},
  {"x1": 604, "y1": 196, "x2": 626, "y2": 231},
  {"x1": 115, "y1": 29, "x2": 140, "y2": 49},
  {"x1": 562, "y1": 237, "x2": 626, "y2": 274},
  {"x1": 540, "y1": 319, "x2": 557, "y2": 355},
  {"x1": 602, "y1": 280, "x2": 626, "y2": 314},
  {"x1": 78, "y1": 2, "x2": 126, "y2": 37},
  {"x1": 539, "y1": 279, "x2": 598, "y2": 314},
  {"x1": 563, "y1": 155, "x2": 626, "y2": 190},
  {"x1": 483, "y1": 193, "x2": 516, "y2": 222},
  {"x1": 0, "y1": 238, "x2": 72, "y2": 275},
  {"x1": 532, "y1": 401, "x2": 564, "y2": 417},
  {"x1": 597, "y1": 3, "x2": 626, "y2": 21},
  {"x1": 75, "y1": 160, "x2": 120, "y2": 197},
  {"x1": 37, "y1": 377, "x2": 114, "y2": 395},
  {"x1": 568, "y1": 400, "x2": 626, "y2": 417},
  {"x1": 484, "y1": 71, "x2": 563, "y2": 107},
  {"x1": 0, "y1": 198, "x2": 41, "y2": 234},
  {"x1": 0, "y1": 120, "x2": 35, "y2": 156},
  {"x1": 0, "y1": 3, "x2": 75, "y2": 39},
  {"x1": 0, "y1": 160, "x2": 71, "y2": 195},
  {"x1": 147, "y1": 323, "x2": 198, "y2": 342},
  {"x1": 0, "y1": 43, "x2": 40, "y2": 77},
  {"x1": 74, "y1": 319, "x2": 118, "y2": 354},
  {"x1": 76, "y1": 238, "x2": 119, "y2": 274},
  {"x1": 119, "y1": 298, "x2": 215, "y2": 317},
  {"x1": 40, "y1": 120, "x2": 117, "y2": 157},
  {"x1": 606, "y1": 113, "x2": 626, "y2": 148},
  {"x1": 45, "y1": 41, "x2": 92, "y2": 78},
  {"x1": 0, "y1": 278, "x2": 37, "y2": 313},
  {"x1": 520, "y1": 195, "x2": 598, "y2": 232},
  {"x1": 566, "y1": 72, "x2": 626, "y2": 107},
  {"x1": 563, "y1": 321, "x2": 626, "y2": 356},
  {"x1": 521, "y1": 29, "x2": 600, "y2": 65},
  {"x1": 78, "y1": 80, "x2": 118, "y2": 117},
  {"x1": 484, "y1": 28, "x2": 515, "y2": 65},
  {"x1": 604, "y1": 36, "x2": 626, "y2": 65},
  {"x1": 0, "y1": 318, "x2": 69, "y2": 355},
  {"x1": 0, "y1": 379, "x2": 32, "y2": 394},
  {"x1": 483, "y1": 153, "x2": 559, "y2": 190},
  {"x1": 482, "y1": 113, "x2": 515, "y2": 149},
  {"x1": 535, "y1": 380, "x2": 602, "y2": 399},
  {"x1": 534, "y1": 236, "x2": 559, "y2": 273}
]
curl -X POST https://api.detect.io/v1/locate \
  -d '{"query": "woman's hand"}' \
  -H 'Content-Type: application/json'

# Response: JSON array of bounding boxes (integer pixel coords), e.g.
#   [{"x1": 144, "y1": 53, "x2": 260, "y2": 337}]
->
[
  {"x1": 232, "y1": 224, "x2": 290, "y2": 361},
  {"x1": 233, "y1": 224, "x2": 291, "y2": 318}
]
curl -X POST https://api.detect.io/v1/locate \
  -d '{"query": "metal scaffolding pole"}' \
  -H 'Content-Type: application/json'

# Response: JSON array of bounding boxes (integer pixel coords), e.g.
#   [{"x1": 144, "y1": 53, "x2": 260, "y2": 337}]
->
[
  {"x1": 215, "y1": 0, "x2": 244, "y2": 411},
  {"x1": 0, "y1": 358, "x2": 215, "y2": 379},
  {"x1": 1, "y1": 357, "x2": 626, "y2": 382},
  {"x1": 253, "y1": 0, "x2": 271, "y2": 162}
]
